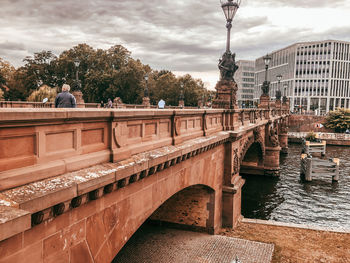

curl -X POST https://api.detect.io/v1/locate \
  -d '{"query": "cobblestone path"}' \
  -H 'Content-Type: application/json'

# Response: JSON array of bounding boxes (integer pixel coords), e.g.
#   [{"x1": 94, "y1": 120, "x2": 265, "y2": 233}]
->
[{"x1": 113, "y1": 225, "x2": 274, "y2": 263}]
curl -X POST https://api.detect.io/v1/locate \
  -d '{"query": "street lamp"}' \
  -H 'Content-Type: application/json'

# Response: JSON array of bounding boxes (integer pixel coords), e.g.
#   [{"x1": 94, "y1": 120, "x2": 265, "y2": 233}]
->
[
  {"x1": 276, "y1": 74, "x2": 282, "y2": 100},
  {"x1": 144, "y1": 73, "x2": 149, "y2": 97},
  {"x1": 261, "y1": 54, "x2": 272, "y2": 96},
  {"x1": 179, "y1": 83, "x2": 185, "y2": 108},
  {"x1": 218, "y1": 0, "x2": 241, "y2": 110},
  {"x1": 74, "y1": 58, "x2": 81, "y2": 91},
  {"x1": 283, "y1": 83, "x2": 288, "y2": 103},
  {"x1": 221, "y1": 0, "x2": 241, "y2": 53},
  {"x1": 179, "y1": 83, "x2": 184, "y2": 101}
]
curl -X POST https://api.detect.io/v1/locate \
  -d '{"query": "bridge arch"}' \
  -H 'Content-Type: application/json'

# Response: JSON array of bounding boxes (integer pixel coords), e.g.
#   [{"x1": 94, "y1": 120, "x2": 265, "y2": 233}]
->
[
  {"x1": 239, "y1": 133, "x2": 265, "y2": 176},
  {"x1": 149, "y1": 184, "x2": 215, "y2": 232},
  {"x1": 87, "y1": 148, "x2": 225, "y2": 262}
]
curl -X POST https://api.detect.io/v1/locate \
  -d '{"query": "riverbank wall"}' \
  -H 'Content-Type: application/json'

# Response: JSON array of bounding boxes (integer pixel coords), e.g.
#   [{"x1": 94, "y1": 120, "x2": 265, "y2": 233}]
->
[{"x1": 288, "y1": 132, "x2": 350, "y2": 146}]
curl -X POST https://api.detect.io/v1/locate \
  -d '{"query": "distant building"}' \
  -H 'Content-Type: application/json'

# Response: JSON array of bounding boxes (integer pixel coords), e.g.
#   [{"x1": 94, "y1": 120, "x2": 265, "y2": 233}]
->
[
  {"x1": 235, "y1": 60, "x2": 255, "y2": 108},
  {"x1": 254, "y1": 40, "x2": 350, "y2": 114}
]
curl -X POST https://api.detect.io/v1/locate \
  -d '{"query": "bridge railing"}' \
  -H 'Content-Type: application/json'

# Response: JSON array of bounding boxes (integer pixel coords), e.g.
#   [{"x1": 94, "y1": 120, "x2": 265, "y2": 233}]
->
[{"x1": 0, "y1": 107, "x2": 289, "y2": 190}]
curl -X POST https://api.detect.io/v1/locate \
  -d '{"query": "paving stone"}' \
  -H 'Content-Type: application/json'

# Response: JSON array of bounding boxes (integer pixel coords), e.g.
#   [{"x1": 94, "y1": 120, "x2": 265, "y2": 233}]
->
[{"x1": 113, "y1": 225, "x2": 274, "y2": 263}]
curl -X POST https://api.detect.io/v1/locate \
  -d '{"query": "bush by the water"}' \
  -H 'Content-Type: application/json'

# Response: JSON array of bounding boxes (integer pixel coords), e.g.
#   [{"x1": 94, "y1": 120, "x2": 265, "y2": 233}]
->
[
  {"x1": 325, "y1": 108, "x2": 350, "y2": 133},
  {"x1": 305, "y1": 132, "x2": 318, "y2": 142}
]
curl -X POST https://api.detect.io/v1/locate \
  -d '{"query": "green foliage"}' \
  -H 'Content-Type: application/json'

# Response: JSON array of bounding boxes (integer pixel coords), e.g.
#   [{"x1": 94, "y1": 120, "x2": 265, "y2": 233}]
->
[
  {"x1": 0, "y1": 44, "x2": 210, "y2": 105},
  {"x1": 27, "y1": 85, "x2": 57, "y2": 102},
  {"x1": 325, "y1": 108, "x2": 350, "y2": 133},
  {"x1": 305, "y1": 132, "x2": 317, "y2": 142}
]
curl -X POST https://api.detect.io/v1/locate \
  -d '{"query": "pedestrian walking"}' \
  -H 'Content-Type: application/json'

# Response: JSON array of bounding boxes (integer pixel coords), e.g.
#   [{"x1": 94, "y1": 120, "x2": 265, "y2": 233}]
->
[
  {"x1": 107, "y1": 98, "x2": 113, "y2": 108},
  {"x1": 55, "y1": 84, "x2": 76, "y2": 108}
]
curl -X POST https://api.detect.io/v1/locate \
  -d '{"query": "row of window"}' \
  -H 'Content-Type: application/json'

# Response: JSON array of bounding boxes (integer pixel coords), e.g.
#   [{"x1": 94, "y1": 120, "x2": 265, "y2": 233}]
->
[
  {"x1": 296, "y1": 61, "x2": 330, "y2": 65},
  {"x1": 243, "y1": 72, "x2": 254, "y2": 77}
]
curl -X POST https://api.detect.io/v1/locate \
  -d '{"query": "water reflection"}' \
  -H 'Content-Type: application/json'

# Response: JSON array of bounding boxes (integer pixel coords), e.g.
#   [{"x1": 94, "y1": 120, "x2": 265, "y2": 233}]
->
[{"x1": 242, "y1": 143, "x2": 350, "y2": 228}]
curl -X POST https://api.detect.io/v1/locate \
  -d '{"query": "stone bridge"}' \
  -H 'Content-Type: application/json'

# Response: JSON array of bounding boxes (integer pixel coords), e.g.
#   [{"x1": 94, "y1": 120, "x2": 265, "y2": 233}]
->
[{"x1": 0, "y1": 106, "x2": 289, "y2": 262}]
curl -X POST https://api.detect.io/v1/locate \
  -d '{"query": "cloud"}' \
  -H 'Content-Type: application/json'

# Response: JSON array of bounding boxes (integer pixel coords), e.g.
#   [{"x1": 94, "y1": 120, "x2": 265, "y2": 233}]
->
[
  {"x1": 0, "y1": 41, "x2": 26, "y2": 51},
  {"x1": 247, "y1": 0, "x2": 348, "y2": 8},
  {"x1": 0, "y1": 0, "x2": 349, "y2": 88}
]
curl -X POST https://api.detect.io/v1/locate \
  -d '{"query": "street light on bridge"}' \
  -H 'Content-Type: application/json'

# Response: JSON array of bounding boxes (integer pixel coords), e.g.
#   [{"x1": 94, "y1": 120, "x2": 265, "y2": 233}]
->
[
  {"x1": 221, "y1": 0, "x2": 241, "y2": 54},
  {"x1": 144, "y1": 73, "x2": 149, "y2": 98},
  {"x1": 261, "y1": 54, "x2": 272, "y2": 96},
  {"x1": 276, "y1": 74, "x2": 282, "y2": 100},
  {"x1": 142, "y1": 73, "x2": 151, "y2": 108},
  {"x1": 283, "y1": 83, "x2": 288, "y2": 103},
  {"x1": 74, "y1": 58, "x2": 81, "y2": 91},
  {"x1": 214, "y1": 0, "x2": 241, "y2": 109}
]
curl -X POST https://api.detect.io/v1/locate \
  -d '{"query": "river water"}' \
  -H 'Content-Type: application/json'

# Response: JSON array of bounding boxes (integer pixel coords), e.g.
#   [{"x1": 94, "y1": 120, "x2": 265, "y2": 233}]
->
[{"x1": 242, "y1": 143, "x2": 350, "y2": 229}]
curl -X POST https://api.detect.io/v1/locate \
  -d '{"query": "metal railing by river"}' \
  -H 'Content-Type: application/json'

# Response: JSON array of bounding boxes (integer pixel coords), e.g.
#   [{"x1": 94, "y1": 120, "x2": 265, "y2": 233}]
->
[{"x1": 241, "y1": 143, "x2": 350, "y2": 229}]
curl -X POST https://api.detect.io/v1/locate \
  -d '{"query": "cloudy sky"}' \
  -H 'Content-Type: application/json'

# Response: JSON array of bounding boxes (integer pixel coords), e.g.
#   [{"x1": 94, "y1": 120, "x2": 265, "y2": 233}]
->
[{"x1": 1, "y1": 0, "x2": 350, "y2": 89}]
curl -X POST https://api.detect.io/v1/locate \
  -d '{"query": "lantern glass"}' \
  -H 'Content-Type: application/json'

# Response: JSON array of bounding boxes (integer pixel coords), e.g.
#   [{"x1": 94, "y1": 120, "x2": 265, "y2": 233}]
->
[
  {"x1": 277, "y1": 74, "x2": 282, "y2": 81},
  {"x1": 144, "y1": 73, "x2": 149, "y2": 81},
  {"x1": 263, "y1": 54, "x2": 272, "y2": 66},
  {"x1": 74, "y1": 58, "x2": 80, "y2": 68},
  {"x1": 221, "y1": 0, "x2": 240, "y2": 21}
]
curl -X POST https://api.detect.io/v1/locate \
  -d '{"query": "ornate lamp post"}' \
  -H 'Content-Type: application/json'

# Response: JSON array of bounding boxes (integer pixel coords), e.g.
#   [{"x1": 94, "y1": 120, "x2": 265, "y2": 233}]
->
[
  {"x1": 259, "y1": 54, "x2": 272, "y2": 108},
  {"x1": 144, "y1": 73, "x2": 149, "y2": 97},
  {"x1": 221, "y1": 0, "x2": 241, "y2": 54},
  {"x1": 276, "y1": 74, "x2": 282, "y2": 100},
  {"x1": 283, "y1": 83, "x2": 288, "y2": 103},
  {"x1": 261, "y1": 54, "x2": 271, "y2": 95},
  {"x1": 72, "y1": 58, "x2": 84, "y2": 106},
  {"x1": 213, "y1": 0, "x2": 241, "y2": 109},
  {"x1": 74, "y1": 58, "x2": 81, "y2": 91},
  {"x1": 179, "y1": 83, "x2": 185, "y2": 108},
  {"x1": 142, "y1": 73, "x2": 150, "y2": 108}
]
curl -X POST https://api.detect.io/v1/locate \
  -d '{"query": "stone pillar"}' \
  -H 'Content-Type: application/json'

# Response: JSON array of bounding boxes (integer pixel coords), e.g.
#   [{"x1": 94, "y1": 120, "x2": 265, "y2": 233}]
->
[
  {"x1": 264, "y1": 122, "x2": 281, "y2": 176},
  {"x1": 222, "y1": 142, "x2": 245, "y2": 228},
  {"x1": 222, "y1": 177, "x2": 244, "y2": 228},
  {"x1": 279, "y1": 120, "x2": 289, "y2": 154},
  {"x1": 72, "y1": 90, "x2": 85, "y2": 108},
  {"x1": 264, "y1": 146, "x2": 281, "y2": 176},
  {"x1": 142, "y1": 97, "x2": 151, "y2": 108},
  {"x1": 212, "y1": 80, "x2": 238, "y2": 109},
  {"x1": 259, "y1": 94, "x2": 270, "y2": 109},
  {"x1": 279, "y1": 134, "x2": 288, "y2": 154}
]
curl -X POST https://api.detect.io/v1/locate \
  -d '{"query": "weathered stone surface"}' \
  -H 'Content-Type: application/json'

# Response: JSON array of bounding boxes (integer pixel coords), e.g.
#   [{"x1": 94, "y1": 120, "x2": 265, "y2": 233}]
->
[
  {"x1": 0, "y1": 108, "x2": 289, "y2": 262},
  {"x1": 0, "y1": 206, "x2": 30, "y2": 241}
]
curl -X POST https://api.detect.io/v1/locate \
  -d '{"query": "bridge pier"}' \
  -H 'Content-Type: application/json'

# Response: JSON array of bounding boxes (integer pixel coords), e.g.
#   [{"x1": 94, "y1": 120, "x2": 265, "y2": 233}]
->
[
  {"x1": 264, "y1": 146, "x2": 281, "y2": 176},
  {"x1": 279, "y1": 133, "x2": 289, "y2": 154},
  {"x1": 222, "y1": 174, "x2": 245, "y2": 228}
]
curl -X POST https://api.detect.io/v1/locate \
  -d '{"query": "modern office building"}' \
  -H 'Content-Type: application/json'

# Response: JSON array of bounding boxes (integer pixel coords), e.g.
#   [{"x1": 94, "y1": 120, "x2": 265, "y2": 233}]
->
[
  {"x1": 235, "y1": 60, "x2": 255, "y2": 108},
  {"x1": 254, "y1": 40, "x2": 350, "y2": 114}
]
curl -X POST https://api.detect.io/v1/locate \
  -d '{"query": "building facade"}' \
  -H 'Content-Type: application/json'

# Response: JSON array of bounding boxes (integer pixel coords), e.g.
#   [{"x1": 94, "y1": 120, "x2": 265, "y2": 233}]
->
[
  {"x1": 235, "y1": 60, "x2": 255, "y2": 108},
  {"x1": 254, "y1": 40, "x2": 350, "y2": 114}
]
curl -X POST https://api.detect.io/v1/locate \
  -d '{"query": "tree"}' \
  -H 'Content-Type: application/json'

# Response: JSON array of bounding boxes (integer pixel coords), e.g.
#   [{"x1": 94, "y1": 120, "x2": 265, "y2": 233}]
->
[
  {"x1": 0, "y1": 44, "x2": 212, "y2": 105},
  {"x1": 325, "y1": 108, "x2": 350, "y2": 133},
  {"x1": 27, "y1": 85, "x2": 57, "y2": 102},
  {"x1": 0, "y1": 87, "x2": 4, "y2": 100},
  {"x1": 0, "y1": 58, "x2": 16, "y2": 99}
]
